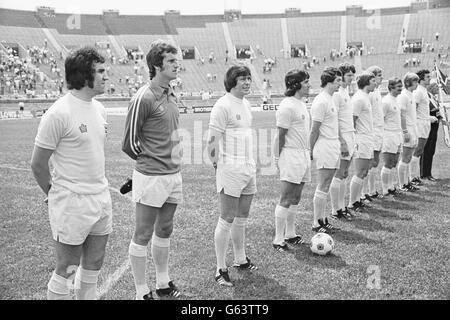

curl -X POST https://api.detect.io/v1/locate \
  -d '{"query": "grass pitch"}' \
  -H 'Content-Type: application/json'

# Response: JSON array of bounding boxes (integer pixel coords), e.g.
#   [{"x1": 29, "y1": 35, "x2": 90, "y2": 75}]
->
[{"x1": 0, "y1": 108, "x2": 449, "y2": 300}]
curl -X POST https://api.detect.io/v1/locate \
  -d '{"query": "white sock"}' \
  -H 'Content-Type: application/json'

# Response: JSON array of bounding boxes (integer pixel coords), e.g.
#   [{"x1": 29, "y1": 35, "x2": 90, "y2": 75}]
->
[
  {"x1": 410, "y1": 156, "x2": 420, "y2": 179},
  {"x1": 381, "y1": 167, "x2": 390, "y2": 195},
  {"x1": 369, "y1": 168, "x2": 377, "y2": 195},
  {"x1": 407, "y1": 162, "x2": 411, "y2": 182},
  {"x1": 151, "y1": 234, "x2": 171, "y2": 289},
  {"x1": 398, "y1": 161, "x2": 408, "y2": 186},
  {"x1": 361, "y1": 176, "x2": 369, "y2": 197},
  {"x1": 214, "y1": 218, "x2": 232, "y2": 272},
  {"x1": 330, "y1": 177, "x2": 342, "y2": 213},
  {"x1": 285, "y1": 205, "x2": 298, "y2": 239},
  {"x1": 390, "y1": 168, "x2": 398, "y2": 190},
  {"x1": 339, "y1": 177, "x2": 347, "y2": 210},
  {"x1": 129, "y1": 240, "x2": 149, "y2": 299},
  {"x1": 313, "y1": 189, "x2": 328, "y2": 227},
  {"x1": 273, "y1": 205, "x2": 288, "y2": 245},
  {"x1": 231, "y1": 217, "x2": 248, "y2": 265},
  {"x1": 47, "y1": 271, "x2": 72, "y2": 300},
  {"x1": 349, "y1": 176, "x2": 364, "y2": 207},
  {"x1": 74, "y1": 267, "x2": 99, "y2": 300}
]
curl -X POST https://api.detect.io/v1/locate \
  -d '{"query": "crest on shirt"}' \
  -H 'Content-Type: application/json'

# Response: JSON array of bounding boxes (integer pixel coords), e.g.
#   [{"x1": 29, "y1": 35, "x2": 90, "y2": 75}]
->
[
  {"x1": 79, "y1": 124, "x2": 87, "y2": 133},
  {"x1": 236, "y1": 114, "x2": 241, "y2": 120},
  {"x1": 331, "y1": 108, "x2": 335, "y2": 112}
]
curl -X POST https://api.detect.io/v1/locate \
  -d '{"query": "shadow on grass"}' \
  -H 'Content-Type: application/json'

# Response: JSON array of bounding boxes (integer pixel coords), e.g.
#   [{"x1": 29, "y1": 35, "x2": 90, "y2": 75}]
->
[
  {"x1": 378, "y1": 199, "x2": 417, "y2": 210},
  {"x1": 321, "y1": 229, "x2": 381, "y2": 245},
  {"x1": 232, "y1": 271, "x2": 297, "y2": 300},
  {"x1": 368, "y1": 208, "x2": 413, "y2": 221},
  {"x1": 291, "y1": 244, "x2": 347, "y2": 269},
  {"x1": 347, "y1": 216, "x2": 396, "y2": 233}
]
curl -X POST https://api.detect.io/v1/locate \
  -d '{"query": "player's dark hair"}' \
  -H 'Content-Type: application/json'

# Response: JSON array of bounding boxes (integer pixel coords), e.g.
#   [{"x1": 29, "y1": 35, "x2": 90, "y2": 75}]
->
[
  {"x1": 224, "y1": 65, "x2": 251, "y2": 92},
  {"x1": 416, "y1": 69, "x2": 430, "y2": 82},
  {"x1": 65, "y1": 47, "x2": 105, "y2": 90},
  {"x1": 366, "y1": 65, "x2": 383, "y2": 77},
  {"x1": 403, "y1": 72, "x2": 419, "y2": 88},
  {"x1": 320, "y1": 67, "x2": 341, "y2": 88},
  {"x1": 284, "y1": 69, "x2": 309, "y2": 96},
  {"x1": 338, "y1": 62, "x2": 355, "y2": 80},
  {"x1": 146, "y1": 40, "x2": 178, "y2": 80},
  {"x1": 387, "y1": 77, "x2": 402, "y2": 91},
  {"x1": 356, "y1": 72, "x2": 375, "y2": 89}
]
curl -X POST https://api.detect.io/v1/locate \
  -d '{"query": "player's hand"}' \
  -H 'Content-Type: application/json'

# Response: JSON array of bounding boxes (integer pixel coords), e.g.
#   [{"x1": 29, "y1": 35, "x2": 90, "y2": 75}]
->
[
  {"x1": 340, "y1": 142, "x2": 349, "y2": 158},
  {"x1": 431, "y1": 116, "x2": 438, "y2": 123},
  {"x1": 403, "y1": 132, "x2": 411, "y2": 143}
]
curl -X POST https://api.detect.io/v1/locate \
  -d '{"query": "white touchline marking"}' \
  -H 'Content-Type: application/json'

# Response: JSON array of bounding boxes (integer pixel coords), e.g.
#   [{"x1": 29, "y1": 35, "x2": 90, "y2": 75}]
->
[
  {"x1": 0, "y1": 165, "x2": 30, "y2": 172},
  {"x1": 0, "y1": 164, "x2": 133, "y2": 298},
  {"x1": 98, "y1": 259, "x2": 130, "y2": 299}
]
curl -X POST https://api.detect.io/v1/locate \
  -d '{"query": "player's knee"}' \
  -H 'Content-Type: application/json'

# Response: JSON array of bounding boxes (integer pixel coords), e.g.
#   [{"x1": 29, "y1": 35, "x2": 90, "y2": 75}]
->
[
  {"x1": 220, "y1": 212, "x2": 235, "y2": 223},
  {"x1": 155, "y1": 221, "x2": 173, "y2": 238},
  {"x1": 134, "y1": 228, "x2": 153, "y2": 245},
  {"x1": 82, "y1": 254, "x2": 105, "y2": 270},
  {"x1": 55, "y1": 263, "x2": 79, "y2": 279},
  {"x1": 292, "y1": 195, "x2": 301, "y2": 205}
]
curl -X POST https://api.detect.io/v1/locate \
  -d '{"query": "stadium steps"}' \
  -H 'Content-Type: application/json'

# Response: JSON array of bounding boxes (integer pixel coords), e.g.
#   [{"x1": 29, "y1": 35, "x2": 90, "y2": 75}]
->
[
  {"x1": 42, "y1": 28, "x2": 65, "y2": 56},
  {"x1": 280, "y1": 18, "x2": 290, "y2": 58},
  {"x1": 398, "y1": 14, "x2": 410, "y2": 54}
]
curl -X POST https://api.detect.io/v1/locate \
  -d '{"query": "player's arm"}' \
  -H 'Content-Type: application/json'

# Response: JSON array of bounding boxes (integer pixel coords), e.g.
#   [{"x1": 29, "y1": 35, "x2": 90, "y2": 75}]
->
[
  {"x1": 399, "y1": 98, "x2": 410, "y2": 142},
  {"x1": 30, "y1": 146, "x2": 54, "y2": 196},
  {"x1": 274, "y1": 127, "x2": 288, "y2": 158},
  {"x1": 122, "y1": 92, "x2": 153, "y2": 160},
  {"x1": 207, "y1": 128, "x2": 223, "y2": 169},
  {"x1": 352, "y1": 115, "x2": 359, "y2": 130},
  {"x1": 309, "y1": 121, "x2": 322, "y2": 160},
  {"x1": 352, "y1": 98, "x2": 363, "y2": 130},
  {"x1": 208, "y1": 104, "x2": 227, "y2": 169},
  {"x1": 332, "y1": 94, "x2": 348, "y2": 153}
]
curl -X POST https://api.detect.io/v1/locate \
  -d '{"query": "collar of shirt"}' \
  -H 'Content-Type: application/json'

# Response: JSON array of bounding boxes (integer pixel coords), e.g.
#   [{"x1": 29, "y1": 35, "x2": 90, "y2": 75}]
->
[{"x1": 149, "y1": 82, "x2": 175, "y2": 100}]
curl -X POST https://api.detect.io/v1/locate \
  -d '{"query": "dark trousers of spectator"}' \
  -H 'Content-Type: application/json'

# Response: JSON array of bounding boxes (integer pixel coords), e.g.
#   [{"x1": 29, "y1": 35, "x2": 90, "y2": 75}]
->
[{"x1": 420, "y1": 122, "x2": 439, "y2": 178}]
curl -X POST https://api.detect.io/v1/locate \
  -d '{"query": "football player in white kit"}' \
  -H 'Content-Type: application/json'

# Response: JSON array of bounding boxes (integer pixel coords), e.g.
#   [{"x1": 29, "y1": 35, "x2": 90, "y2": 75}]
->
[
  {"x1": 208, "y1": 65, "x2": 257, "y2": 287},
  {"x1": 397, "y1": 72, "x2": 420, "y2": 192},
  {"x1": 329, "y1": 63, "x2": 356, "y2": 221},
  {"x1": 410, "y1": 69, "x2": 438, "y2": 185},
  {"x1": 272, "y1": 69, "x2": 311, "y2": 252},
  {"x1": 309, "y1": 67, "x2": 342, "y2": 233},
  {"x1": 363, "y1": 66, "x2": 384, "y2": 201},
  {"x1": 347, "y1": 72, "x2": 377, "y2": 213},
  {"x1": 380, "y1": 77, "x2": 404, "y2": 197}
]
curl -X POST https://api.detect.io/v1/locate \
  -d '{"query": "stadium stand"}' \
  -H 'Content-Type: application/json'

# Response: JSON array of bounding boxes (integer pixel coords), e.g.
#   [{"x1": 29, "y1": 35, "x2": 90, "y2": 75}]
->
[
  {"x1": 39, "y1": 13, "x2": 108, "y2": 35},
  {"x1": 0, "y1": 8, "x2": 40, "y2": 28},
  {"x1": 286, "y1": 15, "x2": 342, "y2": 59},
  {"x1": 105, "y1": 15, "x2": 168, "y2": 35},
  {"x1": 227, "y1": 18, "x2": 284, "y2": 58},
  {"x1": 173, "y1": 23, "x2": 228, "y2": 61},
  {"x1": 1, "y1": 5, "x2": 449, "y2": 100},
  {"x1": 347, "y1": 13, "x2": 405, "y2": 54},
  {"x1": 407, "y1": 7, "x2": 450, "y2": 47}
]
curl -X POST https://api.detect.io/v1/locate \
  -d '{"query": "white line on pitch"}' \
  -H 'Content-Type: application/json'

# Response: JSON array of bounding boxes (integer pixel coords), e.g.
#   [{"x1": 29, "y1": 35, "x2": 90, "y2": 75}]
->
[
  {"x1": 0, "y1": 165, "x2": 30, "y2": 171},
  {"x1": 0, "y1": 164, "x2": 133, "y2": 299},
  {"x1": 98, "y1": 258, "x2": 131, "y2": 299}
]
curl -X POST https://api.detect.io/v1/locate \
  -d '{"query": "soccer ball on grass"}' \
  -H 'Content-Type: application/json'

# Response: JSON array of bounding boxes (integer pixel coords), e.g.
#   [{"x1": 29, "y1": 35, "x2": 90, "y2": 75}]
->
[{"x1": 310, "y1": 232, "x2": 334, "y2": 255}]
